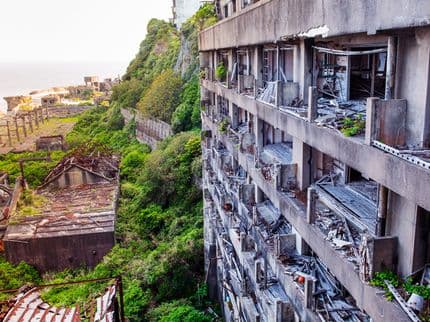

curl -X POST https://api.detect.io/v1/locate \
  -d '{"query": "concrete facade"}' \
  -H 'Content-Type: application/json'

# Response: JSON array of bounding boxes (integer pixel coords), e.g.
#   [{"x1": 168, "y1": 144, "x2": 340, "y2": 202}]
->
[{"x1": 200, "y1": 1, "x2": 430, "y2": 321}]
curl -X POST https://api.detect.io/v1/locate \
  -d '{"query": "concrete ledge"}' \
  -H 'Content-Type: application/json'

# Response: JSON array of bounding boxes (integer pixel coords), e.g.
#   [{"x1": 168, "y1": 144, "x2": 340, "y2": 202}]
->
[
  {"x1": 202, "y1": 80, "x2": 430, "y2": 211},
  {"x1": 199, "y1": 0, "x2": 430, "y2": 50}
]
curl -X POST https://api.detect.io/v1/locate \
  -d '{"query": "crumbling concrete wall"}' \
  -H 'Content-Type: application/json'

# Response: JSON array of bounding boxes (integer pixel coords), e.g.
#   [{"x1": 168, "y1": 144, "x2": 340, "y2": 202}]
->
[{"x1": 121, "y1": 108, "x2": 172, "y2": 149}]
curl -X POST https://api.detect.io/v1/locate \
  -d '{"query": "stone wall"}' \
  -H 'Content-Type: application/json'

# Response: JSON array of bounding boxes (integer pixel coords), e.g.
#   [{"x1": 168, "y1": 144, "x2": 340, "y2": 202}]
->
[{"x1": 121, "y1": 108, "x2": 172, "y2": 149}]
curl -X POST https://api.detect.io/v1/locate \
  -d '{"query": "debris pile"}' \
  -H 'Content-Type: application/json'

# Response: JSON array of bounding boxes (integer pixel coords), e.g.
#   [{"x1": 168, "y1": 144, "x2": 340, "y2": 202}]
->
[{"x1": 314, "y1": 98, "x2": 366, "y2": 134}]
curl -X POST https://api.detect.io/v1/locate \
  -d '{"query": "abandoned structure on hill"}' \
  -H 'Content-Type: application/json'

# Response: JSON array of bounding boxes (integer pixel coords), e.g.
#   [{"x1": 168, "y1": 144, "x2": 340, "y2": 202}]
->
[
  {"x1": 200, "y1": 0, "x2": 430, "y2": 321},
  {"x1": 1, "y1": 150, "x2": 120, "y2": 272}
]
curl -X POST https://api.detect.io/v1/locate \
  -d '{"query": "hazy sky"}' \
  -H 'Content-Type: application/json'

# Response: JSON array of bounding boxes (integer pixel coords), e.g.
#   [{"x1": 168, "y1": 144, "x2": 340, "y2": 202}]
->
[{"x1": 0, "y1": 0, "x2": 172, "y2": 63}]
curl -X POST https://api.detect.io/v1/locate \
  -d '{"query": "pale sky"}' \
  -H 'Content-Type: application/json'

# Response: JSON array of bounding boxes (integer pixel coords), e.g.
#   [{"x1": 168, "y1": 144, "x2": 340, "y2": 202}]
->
[{"x1": 0, "y1": 0, "x2": 172, "y2": 63}]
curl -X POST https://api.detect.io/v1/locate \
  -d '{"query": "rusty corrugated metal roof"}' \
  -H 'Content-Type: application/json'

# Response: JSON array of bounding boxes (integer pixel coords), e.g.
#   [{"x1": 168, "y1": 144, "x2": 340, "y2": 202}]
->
[{"x1": 2, "y1": 285, "x2": 116, "y2": 322}]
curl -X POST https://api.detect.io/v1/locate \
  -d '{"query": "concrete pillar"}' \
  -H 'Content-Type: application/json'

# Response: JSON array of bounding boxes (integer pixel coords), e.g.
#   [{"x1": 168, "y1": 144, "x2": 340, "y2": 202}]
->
[
  {"x1": 254, "y1": 117, "x2": 264, "y2": 151},
  {"x1": 376, "y1": 185, "x2": 388, "y2": 236},
  {"x1": 231, "y1": 103, "x2": 239, "y2": 128},
  {"x1": 386, "y1": 192, "x2": 418, "y2": 275},
  {"x1": 299, "y1": 39, "x2": 314, "y2": 104},
  {"x1": 306, "y1": 187, "x2": 317, "y2": 224},
  {"x1": 254, "y1": 46, "x2": 263, "y2": 89},
  {"x1": 385, "y1": 36, "x2": 397, "y2": 100},
  {"x1": 255, "y1": 186, "x2": 264, "y2": 204},
  {"x1": 292, "y1": 137, "x2": 312, "y2": 191},
  {"x1": 240, "y1": 232, "x2": 247, "y2": 251},
  {"x1": 304, "y1": 276, "x2": 316, "y2": 309},
  {"x1": 307, "y1": 86, "x2": 318, "y2": 122},
  {"x1": 365, "y1": 97, "x2": 379, "y2": 145}
]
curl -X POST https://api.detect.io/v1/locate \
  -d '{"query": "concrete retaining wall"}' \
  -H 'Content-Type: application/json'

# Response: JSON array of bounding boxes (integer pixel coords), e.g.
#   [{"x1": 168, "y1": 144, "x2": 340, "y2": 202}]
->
[
  {"x1": 47, "y1": 105, "x2": 94, "y2": 118},
  {"x1": 121, "y1": 108, "x2": 172, "y2": 149}
]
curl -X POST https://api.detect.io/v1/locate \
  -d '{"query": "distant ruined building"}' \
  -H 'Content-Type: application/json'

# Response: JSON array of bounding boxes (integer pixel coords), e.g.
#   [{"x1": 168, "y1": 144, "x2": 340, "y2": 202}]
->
[{"x1": 200, "y1": 0, "x2": 430, "y2": 321}]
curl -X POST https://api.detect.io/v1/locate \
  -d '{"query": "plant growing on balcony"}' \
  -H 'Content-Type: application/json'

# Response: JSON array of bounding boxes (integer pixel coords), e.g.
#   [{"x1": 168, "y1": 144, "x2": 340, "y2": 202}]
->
[
  {"x1": 218, "y1": 118, "x2": 230, "y2": 133},
  {"x1": 341, "y1": 114, "x2": 366, "y2": 137},
  {"x1": 215, "y1": 62, "x2": 227, "y2": 82}
]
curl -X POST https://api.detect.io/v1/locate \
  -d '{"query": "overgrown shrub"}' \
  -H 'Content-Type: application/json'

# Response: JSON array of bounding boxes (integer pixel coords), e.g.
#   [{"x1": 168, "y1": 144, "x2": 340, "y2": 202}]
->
[{"x1": 137, "y1": 69, "x2": 182, "y2": 123}]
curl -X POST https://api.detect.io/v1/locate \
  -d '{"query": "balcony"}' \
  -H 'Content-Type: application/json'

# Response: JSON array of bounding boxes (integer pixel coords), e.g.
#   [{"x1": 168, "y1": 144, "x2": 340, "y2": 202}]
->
[{"x1": 203, "y1": 115, "x2": 409, "y2": 321}]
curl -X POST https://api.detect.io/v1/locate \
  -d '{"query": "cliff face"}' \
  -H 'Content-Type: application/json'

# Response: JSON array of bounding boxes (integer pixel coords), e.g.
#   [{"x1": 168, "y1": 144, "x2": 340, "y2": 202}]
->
[{"x1": 110, "y1": 4, "x2": 217, "y2": 133}]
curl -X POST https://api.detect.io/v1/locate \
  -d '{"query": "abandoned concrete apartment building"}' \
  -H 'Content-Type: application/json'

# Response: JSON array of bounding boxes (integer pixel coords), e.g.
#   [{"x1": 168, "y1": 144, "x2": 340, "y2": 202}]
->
[{"x1": 200, "y1": 0, "x2": 430, "y2": 321}]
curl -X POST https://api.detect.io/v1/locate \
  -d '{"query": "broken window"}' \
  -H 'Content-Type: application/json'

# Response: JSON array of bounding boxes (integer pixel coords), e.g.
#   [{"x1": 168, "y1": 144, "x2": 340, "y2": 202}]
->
[
  {"x1": 217, "y1": 95, "x2": 229, "y2": 117},
  {"x1": 262, "y1": 46, "x2": 277, "y2": 84},
  {"x1": 314, "y1": 45, "x2": 387, "y2": 101},
  {"x1": 279, "y1": 47, "x2": 294, "y2": 82}
]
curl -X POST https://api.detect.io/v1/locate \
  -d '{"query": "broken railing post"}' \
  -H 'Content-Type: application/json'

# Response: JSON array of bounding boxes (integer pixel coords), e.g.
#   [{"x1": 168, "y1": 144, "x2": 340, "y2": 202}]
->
[
  {"x1": 34, "y1": 110, "x2": 39, "y2": 128},
  {"x1": 21, "y1": 117, "x2": 27, "y2": 137},
  {"x1": 6, "y1": 121, "x2": 12, "y2": 146},
  {"x1": 306, "y1": 187, "x2": 317, "y2": 224},
  {"x1": 307, "y1": 86, "x2": 318, "y2": 122},
  {"x1": 28, "y1": 113, "x2": 33, "y2": 133},
  {"x1": 303, "y1": 275, "x2": 317, "y2": 310},
  {"x1": 240, "y1": 232, "x2": 247, "y2": 251},
  {"x1": 14, "y1": 117, "x2": 20, "y2": 142},
  {"x1": 365, "y1": 97, "x2": 379, "y2": 145}
]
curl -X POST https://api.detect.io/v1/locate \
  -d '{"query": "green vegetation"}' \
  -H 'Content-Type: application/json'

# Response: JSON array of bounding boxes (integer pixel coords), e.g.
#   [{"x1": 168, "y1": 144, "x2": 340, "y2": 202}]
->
[
  {"x1": 218, "y1": 118, "x2": 230, "y2": 133},
  {"x1": 341, "y1": 115, "x2": 365, "y2": 137},
  {"x1": 14, "y1": 190, "x2": 47, "y2": 219},
  {"x1": 112, "y1": 19, "x2": 180, "y2": 109},
  {"x1": 215, "y1": 62, "x2": 227, "y2": 82},
  {"x1": 0, "y1": 150, "x2": 66, "y2": 188},
  {"x1": 0, "y1": 257, "x2": 41, "y2": 301},
  {"x1": 171, "y1": 75, "x2": 201, "y2": 133},
  {"x1": 40, "y1": 107, "x2": 213, "y2": 321},
  {"x1": 137, "y1": 69, "x2": 183, "y2": 123}
]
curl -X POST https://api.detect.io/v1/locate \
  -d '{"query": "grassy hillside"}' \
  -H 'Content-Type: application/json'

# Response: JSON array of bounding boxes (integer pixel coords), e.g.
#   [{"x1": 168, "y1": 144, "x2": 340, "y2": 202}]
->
[{"x1": 1, "y1": 4, "x2": 219, "y2": 321}]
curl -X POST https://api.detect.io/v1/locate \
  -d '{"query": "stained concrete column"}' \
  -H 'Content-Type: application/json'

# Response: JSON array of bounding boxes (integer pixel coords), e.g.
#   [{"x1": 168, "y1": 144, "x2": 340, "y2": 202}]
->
[
  {"x1": 298, "y1": 39, "x2": 314, "y2": 104},
  {"x1": 365, "y1": 97, "x2": 379, "y2": 145},
  {"x1": 385, "y1": 36, "x2": 397, "y2": 100},
  {"x1": 304, "y1": 276, "x2": 316, "y2": 309},
  {"x1": 292, "y1": 137, "x2": 312, "y2": 191},
  {"x1": 307, "y1": 86, "x2": 318, "y2": 122},
  {"x1": 376, "y1": 185, "x2": 389, "y2": 236},
  {"x1": 253, "y1": 46, "x2": 263, "y2": 89},
  {"x1": 231, "y1": 103, "x2": 239, "y2": 128},
  {"x1": 254, "y1": 117, "x2": 264, "y2": 151},
  {"x1": 255, "y1": 186, "x2": 264, "y2": 204},
  {"x1": 306, "y1": 187, "x2": 317, "y2": 224}
]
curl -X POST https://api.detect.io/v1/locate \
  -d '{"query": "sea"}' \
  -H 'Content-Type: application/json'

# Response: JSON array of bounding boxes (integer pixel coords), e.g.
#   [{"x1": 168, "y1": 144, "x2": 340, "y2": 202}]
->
[{"x1": 0, "y1": 61, "x2": 127, "y2": 112}]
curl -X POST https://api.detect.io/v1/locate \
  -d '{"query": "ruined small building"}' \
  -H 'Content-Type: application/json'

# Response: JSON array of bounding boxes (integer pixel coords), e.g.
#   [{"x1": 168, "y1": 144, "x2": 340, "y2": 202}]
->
[
  {"x1": 200, "y1": 1, "x2": 430, "y2": 321},
  {"x1": 3, "y1": 95, "x2": 32, "y2": 112},
  {"x1": 84, "y1": 76, "x2": 100, "y2": 91},
  {"x1": 35, "y1": 135, "x2": 65, "y2": 151},
  {"x1": 41, "y1": 94, "x2": 62, "y2": 107},
  {"x1": 3, "y1": 152, "x2": 120, "y2": 272}
]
